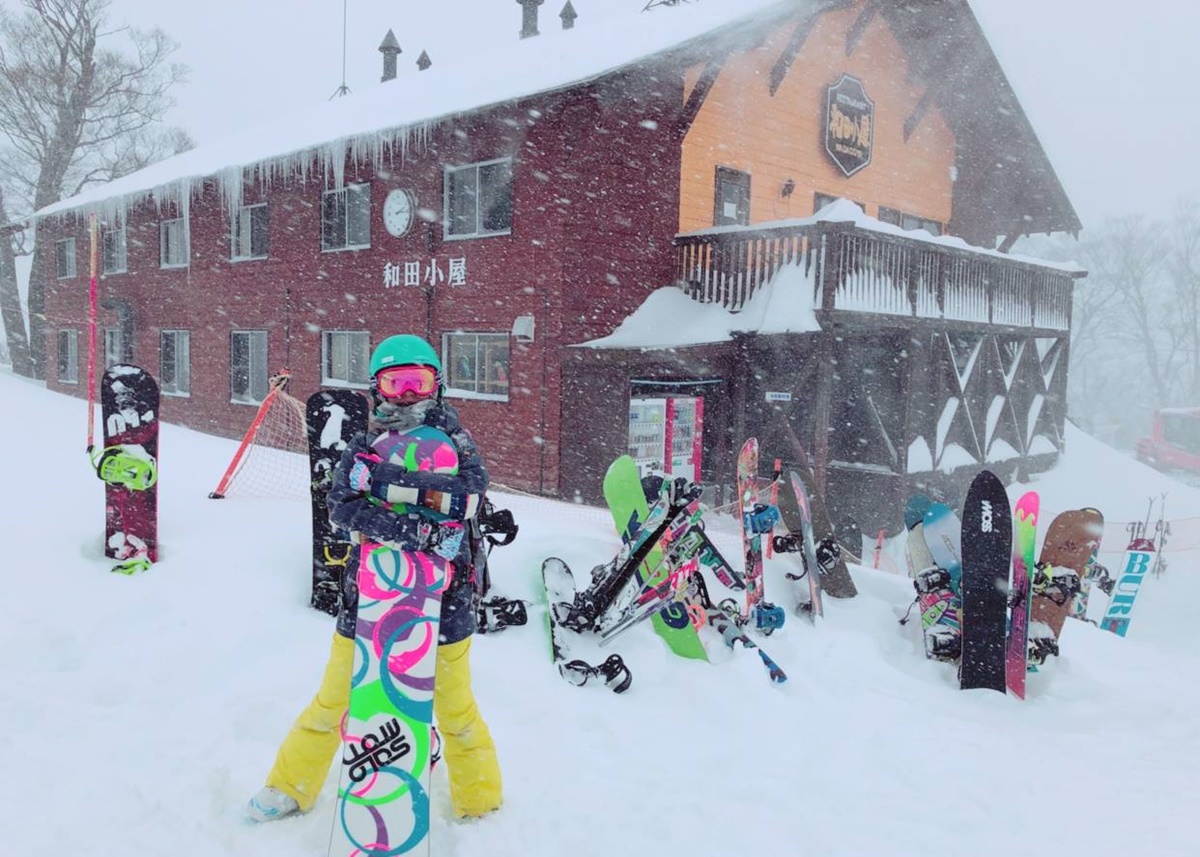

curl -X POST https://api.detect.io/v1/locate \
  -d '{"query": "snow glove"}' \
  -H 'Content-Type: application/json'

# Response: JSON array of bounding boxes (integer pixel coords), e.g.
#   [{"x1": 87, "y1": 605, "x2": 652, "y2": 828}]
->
[{"x1": 348, "y1": 453, "x2": 381, "y2": 492}]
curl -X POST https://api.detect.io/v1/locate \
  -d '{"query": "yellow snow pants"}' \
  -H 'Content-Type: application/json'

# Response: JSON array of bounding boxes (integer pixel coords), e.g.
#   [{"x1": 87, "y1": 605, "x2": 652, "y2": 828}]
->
[{"x1": 264, "y1": 632, "x2": 502, "y2": 817}]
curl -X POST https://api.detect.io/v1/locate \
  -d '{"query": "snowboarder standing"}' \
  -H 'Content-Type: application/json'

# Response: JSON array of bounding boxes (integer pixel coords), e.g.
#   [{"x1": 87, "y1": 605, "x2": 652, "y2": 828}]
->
[{"x1": 247, "y1": 334, "x2": 503, "y2": 822}]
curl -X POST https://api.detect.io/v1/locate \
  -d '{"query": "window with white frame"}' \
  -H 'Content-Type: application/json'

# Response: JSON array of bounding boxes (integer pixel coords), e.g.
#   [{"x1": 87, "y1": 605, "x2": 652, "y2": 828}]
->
[
  {"x1": 102, "y1": 225, "x2": 127, "y2": 274},
  {"x1": 443, "y1": 332, "x2": 509, "y2": 399},
  {"x1": 56, "y1": 238, "x2": 77, "y2": 279},
  {"x1": 230, "y1": 330, "x2": 268, "y2": 404},
  {"x1": 320, "y1": 185, "x2": 370, "y2": 251},
  {"x1": 232, "y1": 203, "x2": 269, "y2": 261},
  {"x1": 160, "y1": 217, "x2": 189, "y2": 268},
  {"x1": 161, "y1": 330, "x2": 191, "y2": 396},
  {"x1": 57, "y1": 329, "x2": 78, "y2": 383},
  {"x1": 104, "y1": 328, "x2": 123, "y2": 368},
  {"x1": 322, "y1": 330, "x2": 371, "y2": 386},
  {"x1": 445, "y1": 159, "x2": 513, "y2": 239}
]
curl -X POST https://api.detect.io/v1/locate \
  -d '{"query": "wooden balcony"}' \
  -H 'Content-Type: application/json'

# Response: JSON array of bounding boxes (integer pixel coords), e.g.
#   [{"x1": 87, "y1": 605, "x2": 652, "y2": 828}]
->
[{"x1": 674, "y1": 220, "x2": 1084, "y2": 331}]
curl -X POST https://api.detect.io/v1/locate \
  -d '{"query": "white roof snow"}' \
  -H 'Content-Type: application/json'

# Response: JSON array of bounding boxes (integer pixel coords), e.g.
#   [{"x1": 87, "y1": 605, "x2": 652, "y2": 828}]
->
[{"x1": 36, "y1": 0, "x2": 797, "y2": 222}]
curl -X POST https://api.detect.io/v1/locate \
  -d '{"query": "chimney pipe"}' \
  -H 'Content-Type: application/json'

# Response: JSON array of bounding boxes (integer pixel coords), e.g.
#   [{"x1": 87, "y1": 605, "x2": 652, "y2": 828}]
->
[
  {"x1": 417, "y1": 49, "x2": 431, "y2": 71},
  {"x1": 560, "y1": 1, "x2": 577, "y2": 30},
  {"x1": 379, "y1": 29, "x2": 401, "y2": 82},
  {"x1": 517, "y1": 0, "x2": 544, "y2": 39}
]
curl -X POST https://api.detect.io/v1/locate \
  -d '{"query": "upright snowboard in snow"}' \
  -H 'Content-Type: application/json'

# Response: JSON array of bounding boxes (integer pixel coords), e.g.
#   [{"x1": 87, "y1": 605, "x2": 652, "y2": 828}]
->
[
  {"x1": 785, "y1": 460, "x2": 857, "y2": 597},
  {"x1": 920, "y1": 502, "x2": 963, "y2": 662},
  {"x1": 98, "y1": 365, "x2": 159, "y2": 573},
  {"x1": 306, "y1": 389, "x2": 369, "y2": 615},
  {"x1": 773, "y1": 470, "x2": 824, "y2": 620},
  {"x1": 959, "y1": 471, "x2": 1011, "y2": 693},
  {"x1": 1032, "y1": 509, "x2": 1104, "y2": 654},
  {"x1": 1099, "y1": 536, "x2": 1153, "y2": 638},
  {"x1": 1006, "y1": 492, "x2": 1039, "y2": 699},
  {"x1": 328, "y1": 426, "x2": 457, "y2": 857},
  {"x1": 602, "y1": 456, "x2": 707, "y2": 660},
  {"x1": 736, "y1": 439, "x2": 768, "y2": 624}
]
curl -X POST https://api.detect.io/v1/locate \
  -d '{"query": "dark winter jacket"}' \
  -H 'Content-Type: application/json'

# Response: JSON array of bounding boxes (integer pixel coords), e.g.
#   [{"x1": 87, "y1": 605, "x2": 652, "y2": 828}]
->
[{"x1": 327, "y1": 401, "x2": 488, "y2": 645}]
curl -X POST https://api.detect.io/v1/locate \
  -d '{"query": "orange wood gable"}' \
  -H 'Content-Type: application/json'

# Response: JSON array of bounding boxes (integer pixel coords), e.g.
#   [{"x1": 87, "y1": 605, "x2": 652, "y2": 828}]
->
[{"x1": 679, "y1": 2, "x2": 955, "y2": 233}]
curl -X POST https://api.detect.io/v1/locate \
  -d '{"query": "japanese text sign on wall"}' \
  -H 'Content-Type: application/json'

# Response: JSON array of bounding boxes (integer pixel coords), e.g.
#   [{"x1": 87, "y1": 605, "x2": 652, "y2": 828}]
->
[
  {"x1": 382, "y1": 256, "x2": 467, "y2": 289},
  {"x1": 824, "y1": 74, "x2": 874, "y2": 178}
]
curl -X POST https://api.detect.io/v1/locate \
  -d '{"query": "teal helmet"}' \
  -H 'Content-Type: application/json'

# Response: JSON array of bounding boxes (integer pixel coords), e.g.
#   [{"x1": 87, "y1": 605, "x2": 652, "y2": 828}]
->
[{"x1": 369, "y1": 334, "x2": 442, "y2": 377}]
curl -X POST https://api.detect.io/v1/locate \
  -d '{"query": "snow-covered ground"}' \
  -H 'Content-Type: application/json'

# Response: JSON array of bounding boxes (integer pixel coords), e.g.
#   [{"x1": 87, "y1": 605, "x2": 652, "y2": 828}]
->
[{"x1": 1, "y1": 369, "x2": 1197, "y2": 856}]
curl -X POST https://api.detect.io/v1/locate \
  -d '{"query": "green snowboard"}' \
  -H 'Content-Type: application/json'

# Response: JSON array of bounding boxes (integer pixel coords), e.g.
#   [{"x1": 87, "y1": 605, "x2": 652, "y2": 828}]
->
[{"x1": 602, "y1": 456, "x2": 707, "y2": 661}]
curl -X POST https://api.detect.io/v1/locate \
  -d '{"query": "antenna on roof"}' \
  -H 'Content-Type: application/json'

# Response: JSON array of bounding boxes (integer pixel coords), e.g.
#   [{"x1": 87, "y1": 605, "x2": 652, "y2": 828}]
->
[
  {"x1": 642, "y1": 0, "x2": 691, "y2": 10},
  {"x1": 330, "y1": 0, "x2": 351, "y2": 99}
]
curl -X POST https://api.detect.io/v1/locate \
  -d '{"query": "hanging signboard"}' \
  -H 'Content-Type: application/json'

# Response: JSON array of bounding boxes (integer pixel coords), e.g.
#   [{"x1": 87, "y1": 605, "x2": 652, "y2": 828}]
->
[{"x1": 824, "y1": 74, "x2": 874, "y2": 177}]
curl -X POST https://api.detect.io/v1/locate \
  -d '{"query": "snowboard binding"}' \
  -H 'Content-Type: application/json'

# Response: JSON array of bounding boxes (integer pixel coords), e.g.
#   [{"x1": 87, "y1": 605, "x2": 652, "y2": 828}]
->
[
  {"x1": 93, "y1": 445, "x2": 158, "y2": 491},
  {"x1": 925, "y1": 627, "x2": 962, "y2": 662},
  {"x1": 559, "y1": 653, "x2": 632, "y2": 694},
  {"x1": 476, "y1": 596, "x2": 528, "y2": 634},
  {"x1": 742, "y1": 503, "x2": 780, "y2": 535},
  {"x1": 111, "y1": 556, "x2": 152, "y2": 575},
  {"x1": 815, "y1": 535, "x2": 841, "y2": 573},
  {"x1": 1027, "y1": 634, "x2": 1060, "y2": 667},
  {"x1": 1032, "y1": 563, "x2": 1081, "y2": 606},
  {"x1": 753, "y1": 601, "x2": 786, "y2": 635}
]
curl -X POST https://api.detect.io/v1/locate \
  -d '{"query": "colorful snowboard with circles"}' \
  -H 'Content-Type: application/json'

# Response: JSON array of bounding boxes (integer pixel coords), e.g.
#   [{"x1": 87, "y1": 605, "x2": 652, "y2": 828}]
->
[{"x1": 328, "y1": 426, "x2": 457, "y2": 857}]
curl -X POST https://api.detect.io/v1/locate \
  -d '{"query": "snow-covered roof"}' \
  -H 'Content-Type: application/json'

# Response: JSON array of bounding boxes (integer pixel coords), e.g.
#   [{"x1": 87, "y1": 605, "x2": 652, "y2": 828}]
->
[
  {"x1": 580, "y1": 257, "x2": 821, "y2": 350},
  {"x1": 36, "y1": 0, "x2": 797, "y2": 222}
]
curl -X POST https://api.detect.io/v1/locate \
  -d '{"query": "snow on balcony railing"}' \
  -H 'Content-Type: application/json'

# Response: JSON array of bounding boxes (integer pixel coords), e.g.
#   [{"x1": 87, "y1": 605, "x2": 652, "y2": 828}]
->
[{"x1": 674, "y1": 214, "x2": 1081, "y2": 331}]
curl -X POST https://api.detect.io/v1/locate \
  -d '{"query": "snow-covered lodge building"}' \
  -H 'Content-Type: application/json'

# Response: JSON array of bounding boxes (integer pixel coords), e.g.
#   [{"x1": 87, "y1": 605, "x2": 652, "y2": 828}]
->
[{"x1": 36, "y1": 0, "x2": 1083, "y2": 535}]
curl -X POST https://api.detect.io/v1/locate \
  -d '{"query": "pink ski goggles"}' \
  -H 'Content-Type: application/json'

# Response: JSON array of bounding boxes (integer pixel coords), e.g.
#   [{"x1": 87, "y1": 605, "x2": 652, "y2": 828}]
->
[{"x1": 375, "y1": 364, "x2": 439, "y2": 400}]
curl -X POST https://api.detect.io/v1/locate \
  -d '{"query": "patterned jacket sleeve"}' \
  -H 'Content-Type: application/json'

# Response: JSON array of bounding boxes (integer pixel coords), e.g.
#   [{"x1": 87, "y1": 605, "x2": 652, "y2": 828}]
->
[{"x1": 327, "y1": 433, "x2": 428, "y2": 546}]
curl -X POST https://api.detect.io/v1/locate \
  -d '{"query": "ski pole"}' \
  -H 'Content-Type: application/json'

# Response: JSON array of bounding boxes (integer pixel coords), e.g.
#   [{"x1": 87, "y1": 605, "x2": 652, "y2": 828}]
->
[{"x1": 84, "y1": 213, "x2": 99, "y2": 455}]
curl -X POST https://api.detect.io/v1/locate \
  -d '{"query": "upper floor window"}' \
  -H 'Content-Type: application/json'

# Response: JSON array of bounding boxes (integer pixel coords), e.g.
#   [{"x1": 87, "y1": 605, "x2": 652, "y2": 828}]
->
[
  {"x1": 230, "y1": 329, "x2": 268, "y2": 404},
  {"x1": 57, "y1": 329, "x2": 78, "y2": 383},
  {"x1": 56, "y1": 238, "x2": 76, "y2": 279},
  {"x1": 814, "y1": 192, "x2": 866, "y2": 214},
  {"x1": 322, "y1": 330, "x2": 370, "y2": 386},
  {"x1": 443, "y1": 331, "x2": 509, "y2": 401},
  {"x1": 445, "y1": 158, "x2": 512, "y2": 239},
  {"x1": 714, "y1": 166, "x2": 750, "y2": 226},
  {"x1": 878, "y1": 206, "x2": 943, "y2": 236},
  {"x1": 321, "y1": 185, "x2": 370, "y2": 251},
  {"x1": 103, "y1": 225, "x2": 127, "y2": 274},
  {"x1": 104, "y1": 328, "x2": 123, "y2": 368},
  {"x1": 232, "y1": 203, "x2": 269, "y2": 261},
  {"x1": 161, "y1": 329, "x2": 191, "y2": 397},
  {"x1": 160, "y1": 217, "x2": 189, "y2": 268}
]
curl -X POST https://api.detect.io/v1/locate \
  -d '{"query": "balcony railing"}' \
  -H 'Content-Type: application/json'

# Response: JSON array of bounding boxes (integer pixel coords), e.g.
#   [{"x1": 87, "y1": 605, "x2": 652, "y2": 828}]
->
[{"x1": 674, "y1": 221, "x2": 1083, "y2": 331}]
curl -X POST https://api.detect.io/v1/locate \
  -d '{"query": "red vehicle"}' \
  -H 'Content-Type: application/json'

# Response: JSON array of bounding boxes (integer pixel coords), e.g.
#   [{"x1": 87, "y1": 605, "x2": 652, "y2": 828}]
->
[{"x1": 1135, "y1": 408, "x2": 1200, "y2": 474}]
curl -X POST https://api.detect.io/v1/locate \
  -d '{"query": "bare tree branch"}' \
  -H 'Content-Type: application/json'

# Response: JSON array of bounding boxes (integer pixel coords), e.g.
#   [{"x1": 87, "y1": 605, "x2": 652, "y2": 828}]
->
[{"x1": 0, "y1": 0, "x2": 189, "y2": 377}]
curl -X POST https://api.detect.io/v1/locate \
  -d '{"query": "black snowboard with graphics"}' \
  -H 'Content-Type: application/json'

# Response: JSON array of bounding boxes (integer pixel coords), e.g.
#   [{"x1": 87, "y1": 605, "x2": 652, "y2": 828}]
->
[
  {"x1": 959, "y1": 470, "x2": 1012, "y2": 693},
  {"x1": 305, "y1": 389, "x2": 368, "y2": 615},
  {"x1": 99, "y1": 365, "x2": 160, "y2": 573}
]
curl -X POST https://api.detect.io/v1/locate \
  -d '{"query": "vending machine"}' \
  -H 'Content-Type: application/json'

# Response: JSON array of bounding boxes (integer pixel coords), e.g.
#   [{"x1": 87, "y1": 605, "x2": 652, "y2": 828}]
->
[{"x1": 628, "y1": 396, "x2": 704, "y2": 483}]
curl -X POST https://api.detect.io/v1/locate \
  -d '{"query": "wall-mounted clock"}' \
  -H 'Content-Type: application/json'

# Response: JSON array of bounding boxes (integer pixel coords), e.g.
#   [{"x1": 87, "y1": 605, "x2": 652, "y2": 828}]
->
[{"x1": 383, "y1": 188, "x2": 415, "y2": 237}]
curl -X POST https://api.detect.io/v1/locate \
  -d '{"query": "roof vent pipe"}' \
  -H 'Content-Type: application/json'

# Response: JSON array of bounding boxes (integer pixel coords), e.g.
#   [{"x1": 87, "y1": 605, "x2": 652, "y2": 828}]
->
[
  {"x1": 560, "y1": 1, "x2": 577, "y2": 30},
  {"x1": 379, "y1": 30, "x2": 401, "y2": 82},
  {"x1": 517, "y1": 0, "x2": 544, "y2": 39}
]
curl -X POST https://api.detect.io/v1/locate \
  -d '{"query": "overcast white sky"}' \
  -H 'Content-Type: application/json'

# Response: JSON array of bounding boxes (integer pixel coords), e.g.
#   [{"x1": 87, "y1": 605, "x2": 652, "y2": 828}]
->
[{"x1": 102, "y1": 0, "x2": 1200, "y2": 232}]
